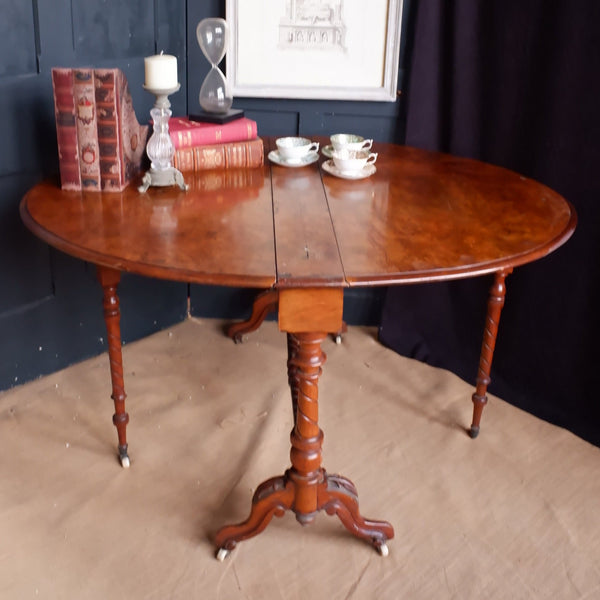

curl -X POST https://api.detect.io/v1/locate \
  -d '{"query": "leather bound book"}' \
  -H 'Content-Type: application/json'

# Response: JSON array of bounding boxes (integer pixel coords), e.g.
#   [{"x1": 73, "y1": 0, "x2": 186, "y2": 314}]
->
[
  {"x1": 172, "y1": 138, "x2": 264, "y2": 172},
  {"x1": 168, "y1": 116, "x2": 258, "y2": 149},
  {"x1": 94, "y1": 68, "x2": 148, "y2": 191},
  {"x1": 94, "y1": 69, "x2": 122, "y2": 191},
  {"x1": 51, "y1": 68, "x2": 81, "y2": 190},
  {"x1": 73, "y1": 68, "x2": 101, "y2": 190}
]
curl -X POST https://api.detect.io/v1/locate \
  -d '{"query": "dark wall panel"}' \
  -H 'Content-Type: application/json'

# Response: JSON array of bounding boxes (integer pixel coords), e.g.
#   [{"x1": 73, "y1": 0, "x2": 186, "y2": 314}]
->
[
  {"x1": 0, "y1": 0, "x2": 38, "y2": 77},
  {"x1": 72, "y1": 1, "x2": 155, "y2": 59},
  {"x1": 0, "y1": 0, "x2": 189, "y2": 392}
]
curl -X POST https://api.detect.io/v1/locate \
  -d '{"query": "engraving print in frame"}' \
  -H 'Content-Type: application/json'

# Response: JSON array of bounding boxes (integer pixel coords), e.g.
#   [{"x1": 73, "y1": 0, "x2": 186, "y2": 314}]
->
[{"x1": 225, "y1": 0, "x2": 403, "y2": 101}]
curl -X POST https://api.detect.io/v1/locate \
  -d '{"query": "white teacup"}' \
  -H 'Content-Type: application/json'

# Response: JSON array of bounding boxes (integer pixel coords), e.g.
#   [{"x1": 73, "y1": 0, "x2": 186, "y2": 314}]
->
[
  {"x1": 332, "y1": 148, "x2": 378, "y2": 174},
  {"x1": 276, "y1": 137, "x2": 319, "y2": 163},
  {"x1": 330, "y1": 133, "x2": 373, "y2": 152}
]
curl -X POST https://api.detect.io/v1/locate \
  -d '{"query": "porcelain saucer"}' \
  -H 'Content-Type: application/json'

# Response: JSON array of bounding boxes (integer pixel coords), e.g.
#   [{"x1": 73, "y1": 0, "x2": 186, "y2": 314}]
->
[
  {"x1": 268, "y1": 150, "x2": 319, "y2": 168},
  {"x1": 322, "y1": 159, "x2": 376, "y2": 180},
  {"x1": 321, "y1": 145, "x2": 334, "y2": 158}
]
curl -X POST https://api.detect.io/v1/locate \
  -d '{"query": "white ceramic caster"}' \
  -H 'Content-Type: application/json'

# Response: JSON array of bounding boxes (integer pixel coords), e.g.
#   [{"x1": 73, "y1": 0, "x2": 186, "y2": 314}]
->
[
  {"x1": 216, "y1": 548, "x2": 229, "y2": 562},
  {"x1": 120, "y1": 455, "x2": 130, "y2": 468},
  {"x1": 377, "y1": 543, "x2": 389, "y2": 557},
  {"x1": 335, "y1": 335, "x2": 342, "y2": 345}
]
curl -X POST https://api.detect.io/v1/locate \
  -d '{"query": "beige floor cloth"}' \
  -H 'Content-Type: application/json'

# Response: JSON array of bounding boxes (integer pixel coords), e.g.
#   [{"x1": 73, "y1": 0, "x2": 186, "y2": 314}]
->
[{"x1": 1, "y1": 318, "x2": 599, "y2": 599}]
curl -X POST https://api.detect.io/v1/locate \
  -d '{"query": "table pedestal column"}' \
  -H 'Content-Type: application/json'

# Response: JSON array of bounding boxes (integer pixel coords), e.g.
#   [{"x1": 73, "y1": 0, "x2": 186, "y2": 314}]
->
[
  {"x1": 214, "y1": 332, "x2": 394, "y2": 559},
  {"x1": 96, "y1": 266, "x2": 130, "y2": 468}
]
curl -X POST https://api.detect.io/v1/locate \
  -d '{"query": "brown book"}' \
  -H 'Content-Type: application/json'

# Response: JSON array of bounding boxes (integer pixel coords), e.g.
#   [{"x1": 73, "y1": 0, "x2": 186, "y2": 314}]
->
[
  {"x1": 94, "y1": 68, "x2": 148, "y2": 191},
  {"x1": 51, "y1": 68, "x2": 81, "y2": 190},
  {"x1": 73, "y1": 68, "x2": 101, "y2": 190},
  {"x1": 172, "y1": 138, "x2": 264, "y2": 172}
]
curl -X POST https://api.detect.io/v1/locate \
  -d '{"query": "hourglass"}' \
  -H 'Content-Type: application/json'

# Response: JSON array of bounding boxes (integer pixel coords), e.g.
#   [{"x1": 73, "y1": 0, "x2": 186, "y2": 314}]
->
[{"x1": 192, "y1": 18, "x2": 244, "y2": 124}]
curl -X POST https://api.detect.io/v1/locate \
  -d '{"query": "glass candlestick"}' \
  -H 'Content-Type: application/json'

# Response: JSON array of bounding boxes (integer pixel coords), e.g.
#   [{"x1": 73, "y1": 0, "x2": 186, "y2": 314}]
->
[{"x1": 138, "y1": 84, "x2": 188, "y2": 193}]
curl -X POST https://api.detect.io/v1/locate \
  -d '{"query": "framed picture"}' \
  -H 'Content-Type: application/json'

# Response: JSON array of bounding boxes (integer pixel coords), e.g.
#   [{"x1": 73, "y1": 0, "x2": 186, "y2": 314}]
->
[{"x1": 225, "y1": 0, "x2": 404, "y2": 102}]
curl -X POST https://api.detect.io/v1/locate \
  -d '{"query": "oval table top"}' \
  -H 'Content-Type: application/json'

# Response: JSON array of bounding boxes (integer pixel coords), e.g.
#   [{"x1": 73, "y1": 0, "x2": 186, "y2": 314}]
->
[{"x1": 21, "y1": 139, "x2": 576, "y2": 288}]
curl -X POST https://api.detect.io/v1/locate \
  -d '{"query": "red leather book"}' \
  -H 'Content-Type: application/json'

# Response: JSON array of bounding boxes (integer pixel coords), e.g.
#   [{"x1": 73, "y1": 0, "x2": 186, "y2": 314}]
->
[
  {"x1": 168, "y1": 116, "x2": 258, "y2": 149},
  {"x1": 73, "y1": 68, "x2": 101, "y2": 190},
  {"x1": 94, "y1": 68, "x2": 148, "y2": 191},
  {"x1": 172, "y1": 138, "x2": 264, "y2": 172},
  {"x1": 51, "y1": 68, "x2": 81, "y2": 190}
]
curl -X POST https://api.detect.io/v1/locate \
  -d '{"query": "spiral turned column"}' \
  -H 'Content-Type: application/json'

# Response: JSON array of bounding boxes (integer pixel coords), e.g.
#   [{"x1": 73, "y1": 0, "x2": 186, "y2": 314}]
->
[
  {"x1": 96, "y1": 266, "x2": 130, "y2": 467},
  {"x1": 287, "y1": 332, "x2": 327, "y2": 523},
  {"x1": 286, "y1": 333, "x2": 301, "y2": 426},
  {"x1": 470, "y1": 268, "x2": 512, "y2": 438}
]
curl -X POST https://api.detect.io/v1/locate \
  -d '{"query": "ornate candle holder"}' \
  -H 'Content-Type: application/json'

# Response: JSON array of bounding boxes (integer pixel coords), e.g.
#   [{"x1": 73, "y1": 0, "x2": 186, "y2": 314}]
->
[{"x1": 138, "y1": 85, "x2": 188, "y2": 193}]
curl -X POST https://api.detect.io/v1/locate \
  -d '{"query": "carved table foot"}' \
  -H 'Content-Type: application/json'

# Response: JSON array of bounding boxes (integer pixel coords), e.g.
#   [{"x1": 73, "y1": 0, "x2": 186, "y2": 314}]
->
[
  {"x1": 226, "y1": 289, "x2": 279, "y2": 343},
  {"x1": 321, "y1": 472, "x2": 394, "y2": 555},
  {"x1": 214, "y1": 475, "x2": 295, "y2": 560}
]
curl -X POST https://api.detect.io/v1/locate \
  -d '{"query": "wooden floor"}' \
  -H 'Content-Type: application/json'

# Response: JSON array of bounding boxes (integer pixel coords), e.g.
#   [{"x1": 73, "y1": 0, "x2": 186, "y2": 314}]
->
[{"x1": 1, "y1": 318, "x2": 599, "y2": 599}]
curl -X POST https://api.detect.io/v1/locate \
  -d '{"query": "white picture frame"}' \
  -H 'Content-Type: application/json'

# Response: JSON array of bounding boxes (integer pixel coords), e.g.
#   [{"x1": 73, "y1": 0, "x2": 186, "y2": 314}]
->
[{"x1": 225, "y1": 0, "x2": 404, "y2": 102}]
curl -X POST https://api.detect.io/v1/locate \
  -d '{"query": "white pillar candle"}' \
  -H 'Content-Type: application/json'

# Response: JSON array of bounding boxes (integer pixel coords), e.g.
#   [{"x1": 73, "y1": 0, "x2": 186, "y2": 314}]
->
[{"x1": 144, "y1": 53, "x2": 178, "y2": 89}]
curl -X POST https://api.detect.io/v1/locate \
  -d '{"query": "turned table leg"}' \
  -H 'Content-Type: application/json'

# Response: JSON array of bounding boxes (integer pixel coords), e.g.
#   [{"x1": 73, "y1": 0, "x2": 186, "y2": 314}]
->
[
  {"x1": 214, "y1": 331, "x2": 394, "y2": 560},
  {"x1": 96, "y1": 266, "x2": 130, "y2": 467},
  {"x1": 470, "y1": 268, "x2": 513, "y2": 438}
]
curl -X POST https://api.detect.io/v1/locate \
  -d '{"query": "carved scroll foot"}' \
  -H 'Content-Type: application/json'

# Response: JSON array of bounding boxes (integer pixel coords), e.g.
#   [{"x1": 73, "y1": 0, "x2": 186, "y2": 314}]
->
[
  {"x1": 214, "y1": 476, "x2": 295, "y2": 555},
  {"x1": 470, "y1": 269, "x2": 512, "y2": 438},
  {"x1": 226, "y1": 289, "x2": 279, "y2": 343},
  {"x1": 96, "y1": 266, "x2": 130, "y2": 467},
  {"x1": 320, "y1": 472, "x2": 394, "y2": 553}
]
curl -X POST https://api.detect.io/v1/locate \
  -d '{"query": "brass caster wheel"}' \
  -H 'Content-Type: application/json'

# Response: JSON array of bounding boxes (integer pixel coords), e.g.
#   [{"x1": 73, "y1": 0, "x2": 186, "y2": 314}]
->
[
  {"x1": 376, "y1": 542, "x2": 389, "y2": 557},
  {"x1": 120, "y1": 454, "x2": 130, "y2": 468}
]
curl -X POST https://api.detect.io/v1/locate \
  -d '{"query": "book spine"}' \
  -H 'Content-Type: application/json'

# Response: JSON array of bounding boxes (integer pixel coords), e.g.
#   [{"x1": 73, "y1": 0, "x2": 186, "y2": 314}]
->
[
  {"x1": 172, "y1": 138, "x2": 264, "y2": 171},
  {"x1": 94, "y1": 70, "x2": 123, "y2": 191},
  {"x1": 73, "y1": 68, "x2": 101, "y2": 191},
  {"x1": 170, "y1": 117, "x2": 258, "y2": 149},
  {"x1": 51, "y1": 68, "x2": 81, "y2": 190}
]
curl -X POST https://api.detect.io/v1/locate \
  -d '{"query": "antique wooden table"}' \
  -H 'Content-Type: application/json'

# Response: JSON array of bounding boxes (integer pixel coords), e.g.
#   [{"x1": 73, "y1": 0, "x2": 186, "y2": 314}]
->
[{"x1": 20, "y1": 138, "x2": 576, "y2": 559}]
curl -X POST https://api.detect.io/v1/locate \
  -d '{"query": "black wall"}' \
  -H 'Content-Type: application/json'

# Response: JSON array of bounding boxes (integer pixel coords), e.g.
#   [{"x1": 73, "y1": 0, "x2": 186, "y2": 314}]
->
[{"x1": 0, "y1": 0, "x2": 411, "y2": 390}]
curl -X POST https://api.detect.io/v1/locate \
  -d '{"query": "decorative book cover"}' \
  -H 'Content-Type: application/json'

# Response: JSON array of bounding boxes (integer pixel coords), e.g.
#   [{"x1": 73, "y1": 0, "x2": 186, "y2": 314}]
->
[
  {"x1": 168, "y1": 116, "x2": 258, "y2": 149},
  {"x1": 94, "y1": 68, "x2": 149, "y2": 191},
  {"x1": 73, "y1": 68, "x2": 101, "y2": 190},
  {"x1": 172, "y1": 138, "x2": 264, "y2": 172},
  {"x1": 51, "y1": 68, "x2": 81, "y2": 190}
]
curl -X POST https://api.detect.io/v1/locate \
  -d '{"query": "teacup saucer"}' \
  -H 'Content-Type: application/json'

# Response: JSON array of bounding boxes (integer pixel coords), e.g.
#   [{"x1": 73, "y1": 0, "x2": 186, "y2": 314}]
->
[
  {"x1": 268, "y1": 150, "x2": 319, "y2": 168},
  {"x1": 322, "y1": 159, "x2": 376, "y2": 180},
  {"x1": 321, "y1": 145, "x2": 334, "y2": 158}
]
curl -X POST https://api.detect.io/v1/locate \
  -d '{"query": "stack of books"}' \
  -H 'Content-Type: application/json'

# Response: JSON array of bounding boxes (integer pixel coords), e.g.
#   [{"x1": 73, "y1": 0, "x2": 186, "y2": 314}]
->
[
  {"x1": 51, "y1": 67, "x2": 148, "y2": 192},
  {"x1": 169, "y1": 116, "x2": 264, "y2": 172}
]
